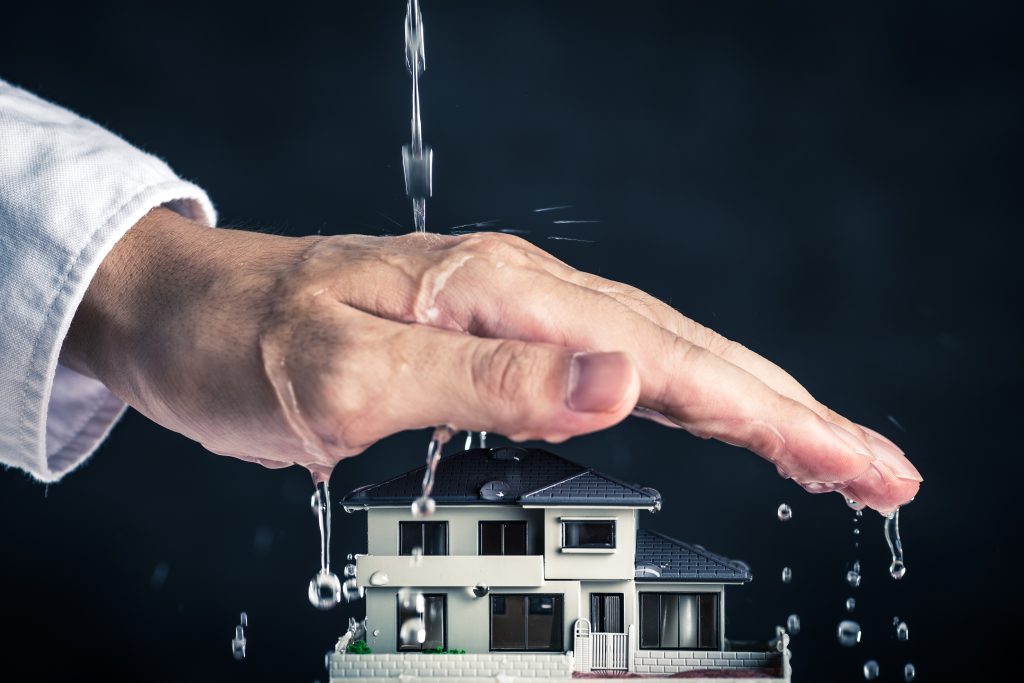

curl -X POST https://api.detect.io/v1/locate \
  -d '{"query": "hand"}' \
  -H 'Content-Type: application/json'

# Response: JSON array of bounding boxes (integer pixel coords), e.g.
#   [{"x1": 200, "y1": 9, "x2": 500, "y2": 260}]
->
[{"x1": 61, "y1": 208, "x2": 921, "y2": 513}]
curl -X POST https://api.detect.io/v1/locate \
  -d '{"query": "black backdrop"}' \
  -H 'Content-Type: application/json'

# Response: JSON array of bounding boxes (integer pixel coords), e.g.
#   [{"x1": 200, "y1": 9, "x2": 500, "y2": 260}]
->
[{"x1": 1, "y1": 1, "x2": 1020, "y2": 681}]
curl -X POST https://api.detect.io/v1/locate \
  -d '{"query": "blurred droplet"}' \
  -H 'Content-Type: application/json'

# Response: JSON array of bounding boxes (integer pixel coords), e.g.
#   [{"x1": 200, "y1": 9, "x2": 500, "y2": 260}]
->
[
  {"x1": 777, "y1": 504, "x2": 792, "y2": 521},
  {"x1": 837, "y1": 620, "x2": 861, "y2": 647},
  {"x1": 399, "y1": 617, "x2": 426, "y2": 646},
  {"x1": 863, "y1": 660, "x2": 880, "y2": 680},
  {"x1": 781, "y1": 567, "x2": 792, "y2": 584},
  {"x1": 845, "y1": 597, "x2": 856, "y2": 612},
  {"x1": 896, "y1": 621, "x2": 909, "y2": 641},
  {"x1": 308, "y1": 570, "x2": 342, "y2": 610},
  {"x1": 904, "y1": 663, "x2": 916, "y2": 681},
  {"x1": 786, "y1": 614, "x2": 800, "y2": 635},
  {"x1": 150, "y1": 562, "x2": 170, "y2": 590}
]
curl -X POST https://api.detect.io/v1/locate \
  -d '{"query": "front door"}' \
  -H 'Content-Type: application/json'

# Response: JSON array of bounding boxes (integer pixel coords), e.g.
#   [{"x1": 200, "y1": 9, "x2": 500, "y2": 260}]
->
[
  {"x1": 398, "y1": 593, "x2": 447, "y2": 651},
  {"x1": 591, "y1": 593, "x2": 624, "y2": 633}
]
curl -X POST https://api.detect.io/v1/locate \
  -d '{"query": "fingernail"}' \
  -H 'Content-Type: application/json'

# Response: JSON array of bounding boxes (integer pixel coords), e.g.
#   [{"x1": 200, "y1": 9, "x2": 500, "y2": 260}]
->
[
  {"x1": 868, "y1": 436, "x2": 924, "y2": 482},
  {"x1": 827, "y1": 422, "x2": 873, "y2": 459},
  {"x1": 567, "y1": 352, "x2": 632, "y2": 413}
]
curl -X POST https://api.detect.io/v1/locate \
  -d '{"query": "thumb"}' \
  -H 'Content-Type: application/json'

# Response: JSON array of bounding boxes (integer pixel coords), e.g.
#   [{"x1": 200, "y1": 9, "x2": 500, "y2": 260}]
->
[{"x1": 385, "y1": 321, "x2": 641, "y2": 443}]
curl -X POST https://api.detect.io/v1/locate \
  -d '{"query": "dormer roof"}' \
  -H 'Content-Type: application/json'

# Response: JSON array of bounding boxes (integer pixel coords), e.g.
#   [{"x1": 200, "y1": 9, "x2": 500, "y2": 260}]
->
[{"x1": 341, "y1": 446, "x2": 661, "y2": 510}]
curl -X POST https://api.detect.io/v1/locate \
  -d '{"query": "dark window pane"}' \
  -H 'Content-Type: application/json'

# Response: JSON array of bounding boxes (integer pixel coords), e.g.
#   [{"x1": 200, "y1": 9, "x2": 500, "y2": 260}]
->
[
  {"x1": 503, "y1": 522, "x2": 528, "y2": 555},
  {"x1": 399, "y1": 522, "x2": 420, "y2": 556},
  {"x1": 677, "y1": 594, "x2": 698, "y2": 648},
  {"x1": 660, "y1": 594, "x2": 681, "y2": 649},
  {"x1": 640, "y1": 594, "x2": 661, "y2": 648},
  {"x1": 399, "y1": 522, "x2": 448, "y2": 556},
  {"x1": 491, "y1": 595, "x2": 526, "y2": 649},
  {"x1": 423, "y1": 595, "x2": 446, "y2": 650},
  {"x1": 479, "y1": 522, "x2": 503, "y2": 555},
  {"x1": 425, "y1": 522, "x2": 447, "y2": 556},
  {"x1": 698, "y1": 594, "x2": 719, "y2": 649},
  {"x1": 527, "y1": 596, "x2": 562, "y2": 650},
  {"x1": 562, "y1": 521, "x2": 615, "y2": 548}
]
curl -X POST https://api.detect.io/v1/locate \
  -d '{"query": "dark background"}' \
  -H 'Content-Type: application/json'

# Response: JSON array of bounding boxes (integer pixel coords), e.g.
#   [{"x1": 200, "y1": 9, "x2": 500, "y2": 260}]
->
[{"x1": 1, "y1": 1, "x2": 1020, "y2": 681}]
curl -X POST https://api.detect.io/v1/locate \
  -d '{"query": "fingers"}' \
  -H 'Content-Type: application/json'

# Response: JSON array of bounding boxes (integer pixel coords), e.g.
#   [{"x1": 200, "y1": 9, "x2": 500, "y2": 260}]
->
[{"x1": 293, "y1": 304, "x2": 641, "y2": 451}]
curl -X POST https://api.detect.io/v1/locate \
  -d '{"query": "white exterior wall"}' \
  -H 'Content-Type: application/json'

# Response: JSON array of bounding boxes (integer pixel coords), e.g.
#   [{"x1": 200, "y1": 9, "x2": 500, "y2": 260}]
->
[
  {"x1": 363, "y1": 580, "x2": 582, "y2": 654},
  {"x1": 538, "y1": 508, "x2": 637, "y2": 580}
]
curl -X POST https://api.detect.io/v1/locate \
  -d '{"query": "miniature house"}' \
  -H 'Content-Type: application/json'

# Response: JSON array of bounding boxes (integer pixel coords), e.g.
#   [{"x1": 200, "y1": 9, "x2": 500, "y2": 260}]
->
[{"x1": 330, "y1": 446, "x2": 790, "y2": 681}]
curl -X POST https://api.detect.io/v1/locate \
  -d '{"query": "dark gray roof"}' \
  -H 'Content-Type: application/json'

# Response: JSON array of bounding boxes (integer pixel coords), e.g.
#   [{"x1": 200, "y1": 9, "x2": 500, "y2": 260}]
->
[
  {"x1": 634, "y1": 529, "x2": 752, "y2": 583},
  {"x1": 342, "y1": 447, "x2": 661, "y2": 509},
  {"x1": 520, "y1": 470, "x2": 660, "y2": 507}
]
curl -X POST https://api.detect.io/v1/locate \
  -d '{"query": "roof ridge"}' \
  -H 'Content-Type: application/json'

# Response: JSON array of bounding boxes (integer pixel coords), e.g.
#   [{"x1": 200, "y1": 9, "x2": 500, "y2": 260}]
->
[{"x1": 519, "y1": 469, "x2": 589, "y2": 499}]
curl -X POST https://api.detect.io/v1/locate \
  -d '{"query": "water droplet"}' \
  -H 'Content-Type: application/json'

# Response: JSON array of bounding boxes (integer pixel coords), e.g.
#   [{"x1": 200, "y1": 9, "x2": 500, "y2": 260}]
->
[
  {"x1": 845, "y1": 497, "x2": 866, "y2": 511},
  {"x1": 781, "y1": 567, "x2": 792, "y2": 583},
  {"x1": 308, "y1": 570, "x2": 342, "y2": 610},
  {"x1": 343, "y1": 563, "x2": 357, "y2": 578},
  {"x1": 837, "y1": 620, "x2": 862, "y2": 647},
  {"x1": 853, "y1": 528, "x2": 860, "y2": 535},
  {"x1": 863, "y1": 660, "x2": 880, "y2": 680},
  {"x1": 885, "y1": 508, "x2": 907, "y2": 580},
  {"x1": 904, "y1": 663, "x2": 916, "y2": 681},
  {"x1": 240, "y1": 612, "x2": 248, "y2": 628},
  {"x1": 346, "y1": 553, "x2": 354, "y2": 561},
  {"x1": 411, "y1": 496, "x2": 436, "y2": 517},
  {"x1": 786, "y1": 614, "x2": 800, "y2": 635},
  {"x1": 342, "y1": 577, "x2": 362, "y2": 602},
  {"x1": 855, "y1": 509, "x2": 863, "y2": 517},
  {"x1": 410, "y1": 546, "x2": 424, "y2": 567},
  {"x1": 853, "y1": 560, "x2": 861, "y2": 572},
  {"x1": 896, "y1": 621, "x2": 909, "y2": 641},
  {"x1": 373, "y1": 629, "x2": 381, "y2": 637},
  {"x1": 399, "y1": 617, "x2": 426, "y2": 646},
  {"x1": 845, "y1": 597, "x2": 856, "y2": 612},
  {"x1": 473, "y1": 583, "x2": 490, "y2": 598},
  {"x1": 231, "y1": 625, "x2": 247, "y2": 660},
  {"x1": 846, "y1": 570, "x2": 861, "y2": 588},
  {"x1": 308, "y1": 481, "x2": 341, "y2": 610},
  {"x1": 777, "y1": 503, "x2": 792, "y2": 521}
]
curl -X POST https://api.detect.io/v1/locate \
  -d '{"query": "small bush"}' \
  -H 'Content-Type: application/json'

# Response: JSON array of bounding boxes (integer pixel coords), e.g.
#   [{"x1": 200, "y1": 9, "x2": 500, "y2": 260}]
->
[
  {"x1": 422, "y1": 647, "x2": 465, "y2": 654},
  {"x1": 346, "y1": 639, "x2": 372, "y2": 654}
]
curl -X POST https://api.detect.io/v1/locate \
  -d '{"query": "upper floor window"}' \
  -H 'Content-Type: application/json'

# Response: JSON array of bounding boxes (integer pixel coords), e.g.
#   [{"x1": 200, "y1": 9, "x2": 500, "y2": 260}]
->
[
  {"x1": 479, "y1": 521, "x2": 528, "y2": 555},
  {"x1": 399, "y1": 521, "x2": 448, "y2": 556},
  {"x1": 561, "y1": 519, "x2": 616, "y2": 550}
]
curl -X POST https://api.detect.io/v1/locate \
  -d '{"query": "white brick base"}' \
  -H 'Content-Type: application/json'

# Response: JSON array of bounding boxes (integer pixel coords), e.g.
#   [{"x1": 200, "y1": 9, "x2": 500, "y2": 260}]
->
[
  {"x1": 328, "y1": 652, "x2": 573, "y2": 680},
  {"x1": 632, "y1": 649, "x2": 782, "y2": 675}
]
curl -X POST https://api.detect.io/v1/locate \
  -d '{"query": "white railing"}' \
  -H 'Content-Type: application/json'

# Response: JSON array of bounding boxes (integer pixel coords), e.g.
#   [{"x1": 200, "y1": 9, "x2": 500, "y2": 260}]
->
[{"x1": 573, "y1": 619, "x2": 632, "y2": 672}]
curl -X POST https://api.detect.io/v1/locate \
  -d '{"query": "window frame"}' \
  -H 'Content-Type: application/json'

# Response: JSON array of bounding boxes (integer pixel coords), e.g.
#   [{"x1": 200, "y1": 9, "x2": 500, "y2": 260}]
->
[
  {"x1": 478, "y1": 520, "x2": 529, "y2": 555},
  {"x1": 396, "y1": 593, "x2": 448, "y2": 652},
  {"x1": 398, "y1": 521, "x2": 449, "y2": 556},
  {"x1": 560, "y1": 518, "x2": 616, "y2": 552},
  {"x1": 638, "y1": 592, "x2": 720, "y2": 651},
  {"x1": 488, "y1": 593, "x2": 564, "y2": 652}
]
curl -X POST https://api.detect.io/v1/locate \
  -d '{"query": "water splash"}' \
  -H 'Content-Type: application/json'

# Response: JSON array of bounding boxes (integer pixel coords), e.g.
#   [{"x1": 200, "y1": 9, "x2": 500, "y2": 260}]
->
[
  {"x1": 884, "y1": 507, "x2": 907, "y2": 579},
  {"x1": 412, "y1": 425, "x2": 454, "y2": 517},
  {"x1": 837, "y1": 620, "x2": 862, "y2": 647},
  {"x1": 308, "y1": 481, "x2": 342, "y2": 610},
  {"x1": 533, "y1": 205, "x2": 573, "y2": 212},
  {"x1": 776, "y1": 503, "x2": 792, "y2": 521},
  {"x1": 402, "y1": 0, "x2": 432, "y2": 232},
  {"x1": 231, "y1": 624, "x2": 247, "y2": 660}
]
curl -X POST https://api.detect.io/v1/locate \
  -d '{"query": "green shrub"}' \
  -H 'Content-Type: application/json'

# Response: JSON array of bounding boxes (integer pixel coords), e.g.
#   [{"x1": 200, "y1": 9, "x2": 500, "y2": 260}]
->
[
  {"x1": 422, "y1": 647, "x2": 465, "y2": 654},
  {"x1": 346, "y1": 639, "x2": 372, "y2": 654}
]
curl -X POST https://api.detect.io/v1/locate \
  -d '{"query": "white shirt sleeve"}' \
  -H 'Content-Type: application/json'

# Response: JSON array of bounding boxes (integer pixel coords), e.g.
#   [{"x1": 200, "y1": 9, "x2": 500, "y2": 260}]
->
[{"x1": 0, "y1": 78, "x2": 217, "y2": 482}]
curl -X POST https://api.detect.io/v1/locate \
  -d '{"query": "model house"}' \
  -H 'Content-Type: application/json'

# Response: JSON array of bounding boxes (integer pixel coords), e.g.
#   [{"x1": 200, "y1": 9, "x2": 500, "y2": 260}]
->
[{"x1": 329, "y1": 446, "x2": 790, "y2": 681}]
